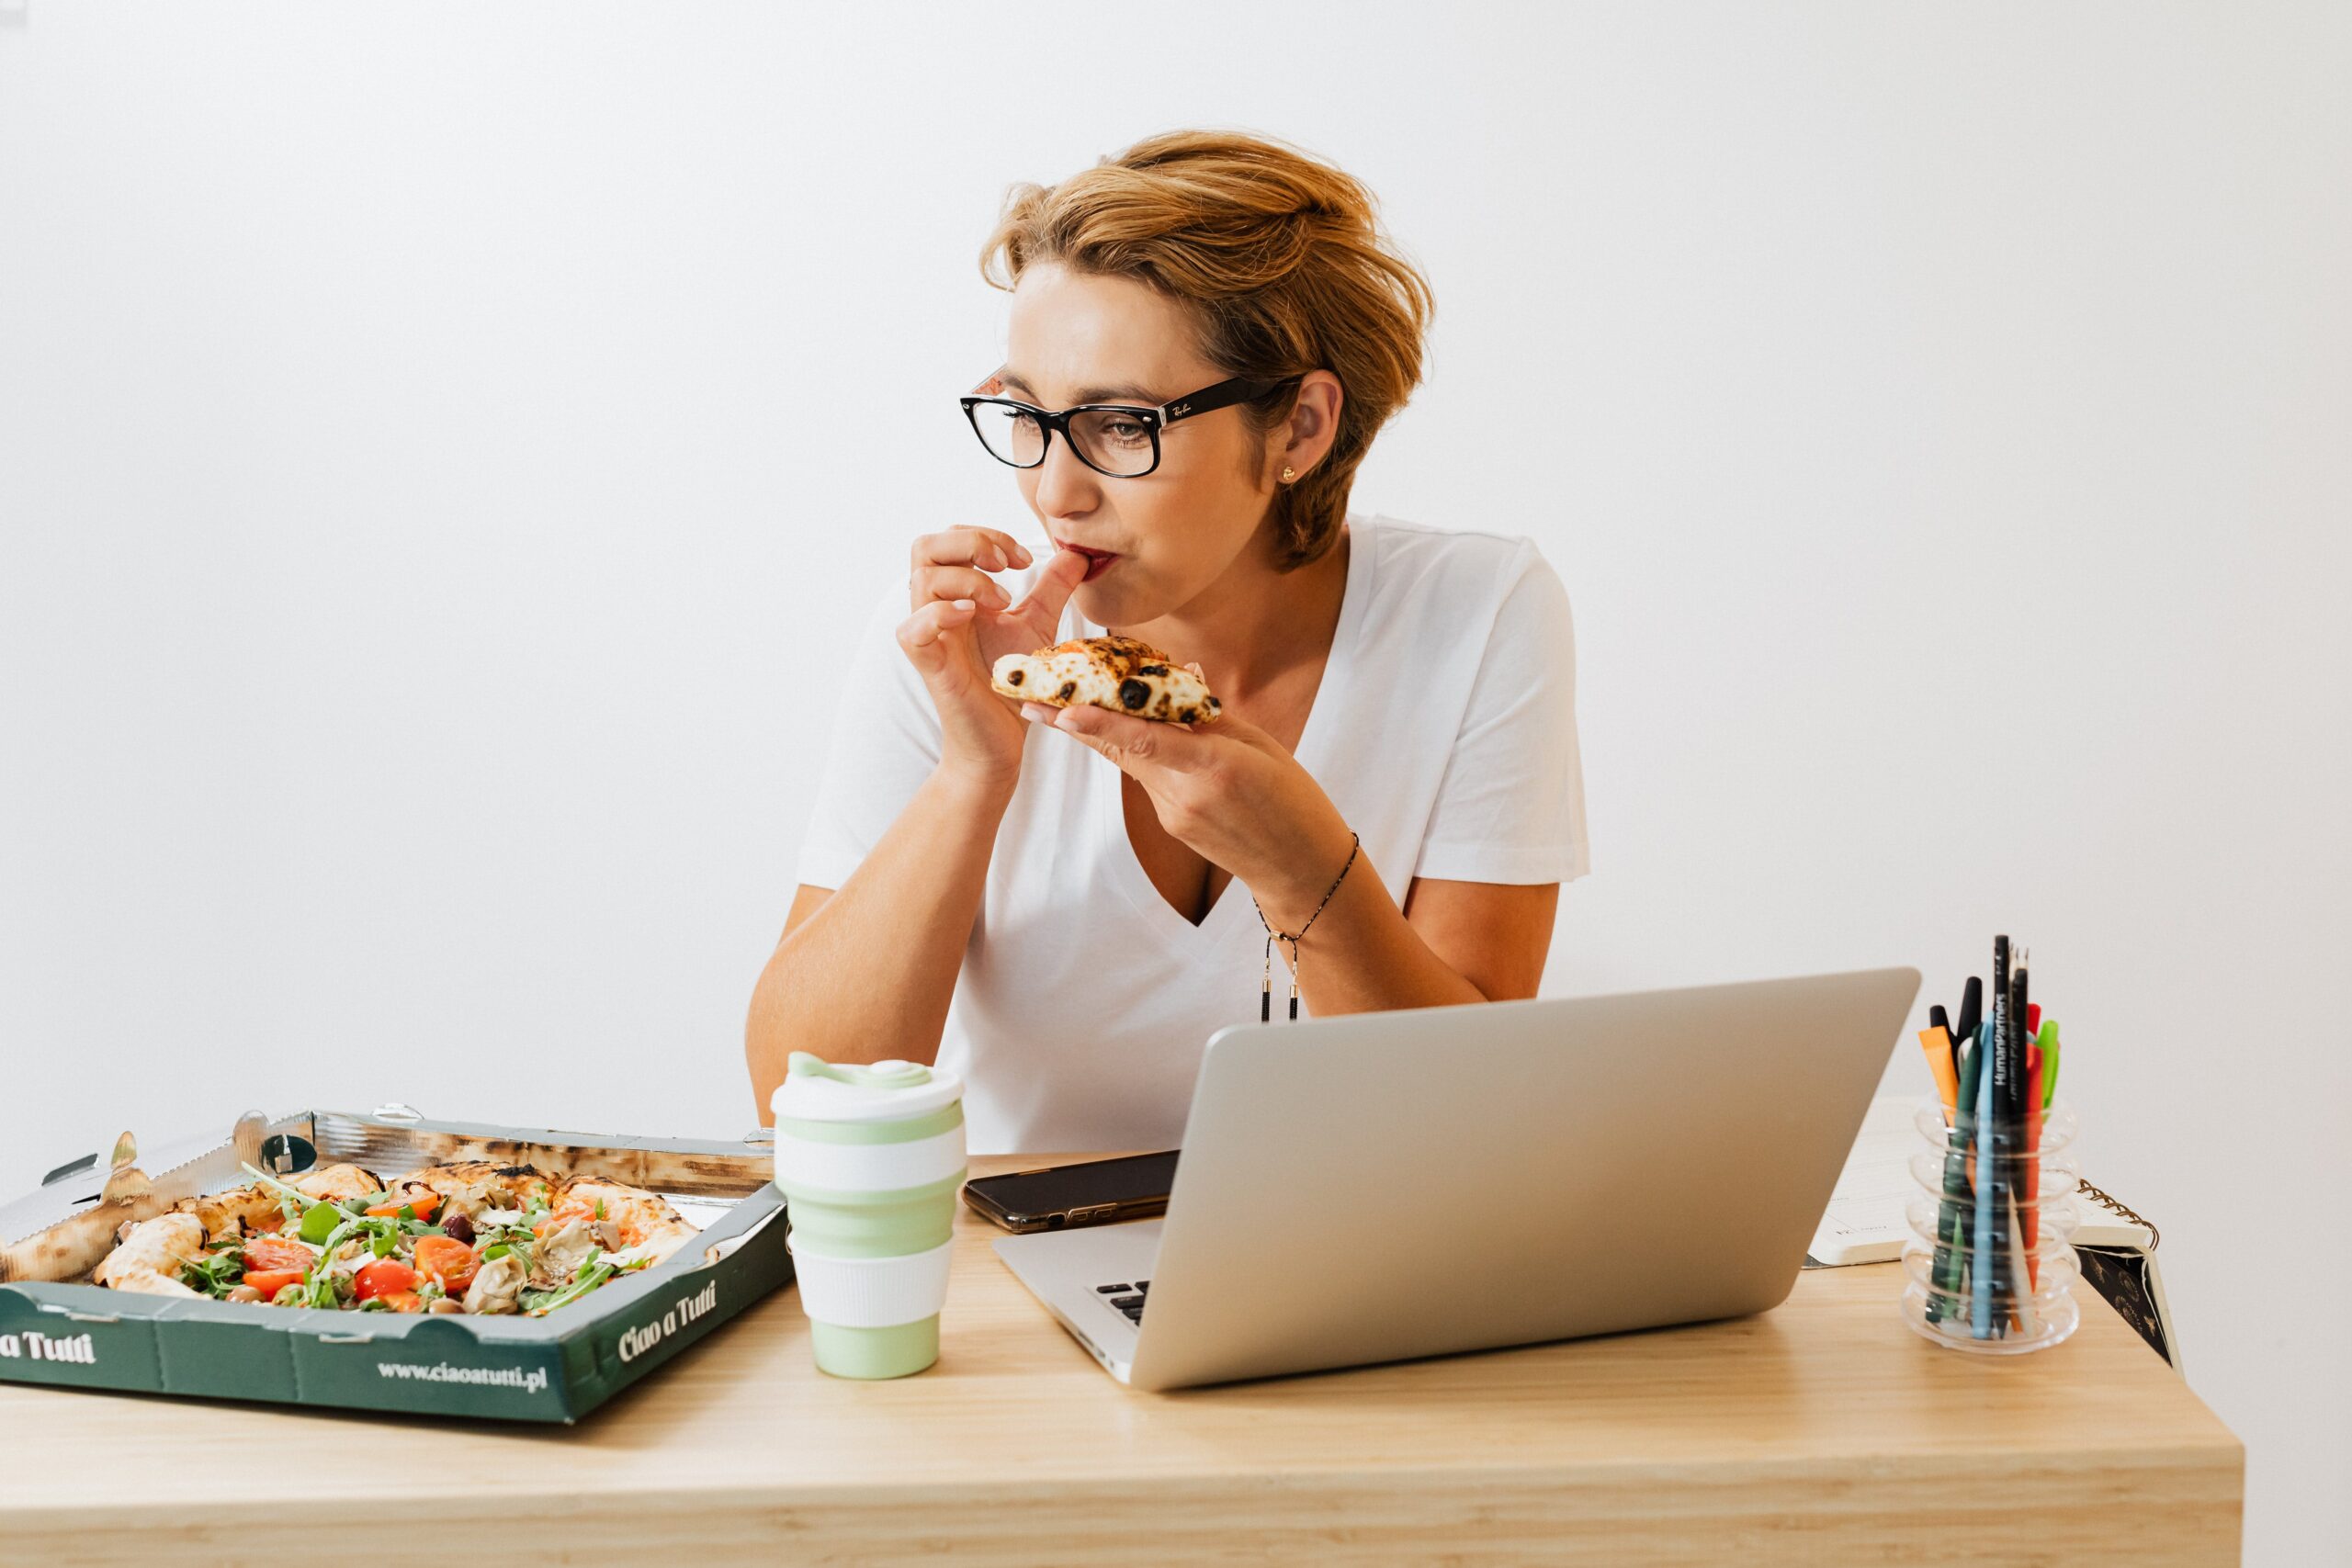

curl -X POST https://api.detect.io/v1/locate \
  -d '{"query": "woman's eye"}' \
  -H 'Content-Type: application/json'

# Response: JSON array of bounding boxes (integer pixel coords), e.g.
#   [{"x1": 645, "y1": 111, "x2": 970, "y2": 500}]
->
[{"x1": 1100, "y1": 421, "x2": 1148, "y2": 444}]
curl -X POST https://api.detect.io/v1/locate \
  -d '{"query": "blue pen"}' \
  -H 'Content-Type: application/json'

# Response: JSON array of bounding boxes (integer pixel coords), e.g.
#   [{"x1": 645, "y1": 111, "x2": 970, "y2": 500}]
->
[{"x1": 1969, "y1": 1014, "x2": 2001, "y2": 1337}]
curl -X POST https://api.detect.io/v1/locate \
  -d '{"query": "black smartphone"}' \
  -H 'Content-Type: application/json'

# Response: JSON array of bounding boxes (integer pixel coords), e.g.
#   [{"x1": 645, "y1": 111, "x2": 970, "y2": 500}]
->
[{"x1": 961, "y1": 1150, "x2": 1180, "y2": 1234}]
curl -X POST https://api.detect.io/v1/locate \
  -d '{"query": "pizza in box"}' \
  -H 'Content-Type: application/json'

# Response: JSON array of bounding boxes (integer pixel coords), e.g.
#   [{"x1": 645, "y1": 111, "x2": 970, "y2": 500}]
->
[{"x1": 91, "y1": 1160, "x2": 697, "y2": 1318}]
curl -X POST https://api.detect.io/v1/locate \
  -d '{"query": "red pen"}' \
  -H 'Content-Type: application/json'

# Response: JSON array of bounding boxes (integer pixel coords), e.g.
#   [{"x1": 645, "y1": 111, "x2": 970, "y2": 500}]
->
[{"x1": 2023, "y1": 1043, "x2": 2044, "y2": 1289}]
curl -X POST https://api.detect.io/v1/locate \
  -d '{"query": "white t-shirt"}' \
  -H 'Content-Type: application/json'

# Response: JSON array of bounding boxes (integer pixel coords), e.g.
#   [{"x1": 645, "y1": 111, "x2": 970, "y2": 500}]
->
[{"x1": 796, "y1": 513, "x2": 1589, "y2": 1155}]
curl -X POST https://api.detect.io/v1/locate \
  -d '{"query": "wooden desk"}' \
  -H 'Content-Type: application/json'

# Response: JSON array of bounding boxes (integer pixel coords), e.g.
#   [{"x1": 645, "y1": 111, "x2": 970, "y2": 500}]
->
[{"x1": 0, "y1": 1155, "x2": 2243, "y2": 1565}]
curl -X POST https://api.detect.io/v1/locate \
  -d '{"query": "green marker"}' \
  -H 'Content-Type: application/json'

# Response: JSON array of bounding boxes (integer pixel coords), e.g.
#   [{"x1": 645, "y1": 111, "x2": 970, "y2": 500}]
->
[{"x1": 2036, "y1": 1021, "x2": 2060, "y2": 1109}]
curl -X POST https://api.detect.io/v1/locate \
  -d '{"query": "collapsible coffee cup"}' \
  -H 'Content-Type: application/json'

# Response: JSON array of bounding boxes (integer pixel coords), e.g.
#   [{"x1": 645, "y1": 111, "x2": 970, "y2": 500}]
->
[{"x1": 770, "y1": 1052, "x2": 967, "y2": 1379}]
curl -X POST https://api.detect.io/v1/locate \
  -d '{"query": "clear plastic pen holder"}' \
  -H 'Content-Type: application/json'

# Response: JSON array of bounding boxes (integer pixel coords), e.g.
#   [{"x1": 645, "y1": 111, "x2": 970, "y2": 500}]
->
[{"x1": 1898, "y1": 1097, "x2": 2080, "y2": 1355}]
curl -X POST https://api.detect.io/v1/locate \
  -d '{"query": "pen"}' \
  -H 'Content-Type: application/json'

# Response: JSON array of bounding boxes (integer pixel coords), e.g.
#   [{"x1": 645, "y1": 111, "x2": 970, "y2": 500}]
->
[
  {"x1": 1952, "y1": 976, "x2": 1983, "y2": 1064},
  {"x1": 2037, "y1": 1020, "x2": 2060, "y2": 1109},
  {"x1": 1928, "y1": 1032, "x2": 1983, "y2": 1322},
  {"x1": 1975, "y1": 935, "x2": 2017, "y2": 1338},
  {"x1": 2023, "y1": 1042, "x2": 2043, "y2": 1284},
  {"x1": 2005, "y1": 1190, "x2": 2039, "y2": 1336},
  {"x1": 2001, "y1": 945, "x2": 2030, "y2": 1333},
  {"x1": 1971, "y1": 1009, "x2": 2002, "y2": 1338}
]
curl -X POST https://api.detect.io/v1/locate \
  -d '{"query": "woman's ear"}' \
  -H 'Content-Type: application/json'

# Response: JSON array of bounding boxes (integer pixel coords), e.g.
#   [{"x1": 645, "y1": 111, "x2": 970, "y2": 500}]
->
[{"x1": 1273, "y1": 370, "x2": 1345, "y2": 484}]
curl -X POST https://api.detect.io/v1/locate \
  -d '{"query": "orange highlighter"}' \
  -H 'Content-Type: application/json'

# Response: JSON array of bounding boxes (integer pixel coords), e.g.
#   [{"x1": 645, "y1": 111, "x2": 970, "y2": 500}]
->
[{"x1": 1917, "y1": 1025, "x2": 1961, "y2": 1125}]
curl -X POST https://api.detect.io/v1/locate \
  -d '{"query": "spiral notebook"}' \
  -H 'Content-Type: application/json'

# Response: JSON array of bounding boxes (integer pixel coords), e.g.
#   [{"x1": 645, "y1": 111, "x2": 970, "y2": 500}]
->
[{"x1": 1803, "y1": 1098, "x2": 2177, "y2": 1366}]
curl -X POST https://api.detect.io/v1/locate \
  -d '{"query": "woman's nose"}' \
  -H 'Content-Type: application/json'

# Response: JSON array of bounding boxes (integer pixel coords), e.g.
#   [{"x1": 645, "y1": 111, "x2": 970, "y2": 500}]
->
[{"x1": 1031, "y1": 431, "x2": 1101, "y2": 516}]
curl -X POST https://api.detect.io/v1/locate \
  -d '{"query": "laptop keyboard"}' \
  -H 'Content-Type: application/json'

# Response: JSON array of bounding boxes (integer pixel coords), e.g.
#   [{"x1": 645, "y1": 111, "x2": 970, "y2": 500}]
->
[{"x1": 1094, "y1": 1280, "x2": 1149, "y2": 1324}]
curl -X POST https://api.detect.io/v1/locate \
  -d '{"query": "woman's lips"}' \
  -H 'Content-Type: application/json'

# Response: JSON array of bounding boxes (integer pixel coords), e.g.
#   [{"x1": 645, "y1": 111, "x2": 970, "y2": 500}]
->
[{"x1": 1057, "y1": 541, "x2": 1122, "y2": 582}]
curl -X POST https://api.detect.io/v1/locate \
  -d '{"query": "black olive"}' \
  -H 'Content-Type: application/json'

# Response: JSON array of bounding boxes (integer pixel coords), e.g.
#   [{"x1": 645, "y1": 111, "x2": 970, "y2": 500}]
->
[
  {"x1": 443, "y1": 1212, "x2": 476, "y2": 1246},
  {"x1": 1119, "y1": 679, "x2": 1149, "y2": 709}
]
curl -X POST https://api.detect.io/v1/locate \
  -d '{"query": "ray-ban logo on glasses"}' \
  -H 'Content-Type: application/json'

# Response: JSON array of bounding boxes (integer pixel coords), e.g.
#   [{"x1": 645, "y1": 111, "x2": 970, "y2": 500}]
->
[{"x1": 1169, "y1": 403, "x2": 1191, "y2": 417}]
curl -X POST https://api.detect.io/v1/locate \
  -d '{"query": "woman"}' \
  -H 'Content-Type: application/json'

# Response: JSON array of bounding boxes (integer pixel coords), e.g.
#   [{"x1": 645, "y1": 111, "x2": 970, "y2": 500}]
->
[{"x1": 746, "y1": 130, "x2": 1588, "y2": 1154}]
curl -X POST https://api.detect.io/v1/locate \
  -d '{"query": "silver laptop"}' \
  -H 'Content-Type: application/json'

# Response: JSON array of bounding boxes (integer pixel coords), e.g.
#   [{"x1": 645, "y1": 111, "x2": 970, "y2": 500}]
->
[{"x1": 993, "y1": 967, "x2": 1919, "y2": 1391}]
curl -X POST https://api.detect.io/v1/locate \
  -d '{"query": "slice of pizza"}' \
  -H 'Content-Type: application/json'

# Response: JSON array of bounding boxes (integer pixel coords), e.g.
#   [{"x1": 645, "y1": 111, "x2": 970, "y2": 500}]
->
[{"x1": 990, "y1": 635, "x2": 1222, "y2": 726}]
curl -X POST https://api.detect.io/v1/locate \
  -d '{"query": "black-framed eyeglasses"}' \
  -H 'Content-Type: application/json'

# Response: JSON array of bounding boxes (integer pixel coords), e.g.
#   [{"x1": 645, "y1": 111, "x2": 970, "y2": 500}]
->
[{"x1": 958, "y1": 370, "x2": 1298, "y2": 479}]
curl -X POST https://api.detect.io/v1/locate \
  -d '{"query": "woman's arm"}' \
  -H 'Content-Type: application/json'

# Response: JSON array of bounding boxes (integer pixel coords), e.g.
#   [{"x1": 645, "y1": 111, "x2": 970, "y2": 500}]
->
[
  {"x1": 1023, "y1": 703, "x2": 1559, "y2": 1017},
  {"x1": 744, "y1": 762, "x2": 1014, "y2": 1121},
  {"x1": 1266, "y1": 847, "x2": 1558, "y2": 1014},
  {"x1": 745, "y1": 536, "x2": 1086, "y2": 1122}
]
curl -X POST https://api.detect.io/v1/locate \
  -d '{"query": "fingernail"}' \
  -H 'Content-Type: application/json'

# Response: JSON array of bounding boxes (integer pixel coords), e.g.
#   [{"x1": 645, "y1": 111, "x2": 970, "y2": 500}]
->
[
  {"x1": 952, "y1": 598, "x2": 975, "y2": 611},
  {"x1": 1013, "y1": 543, "x2": 1035, "y2": 566}
]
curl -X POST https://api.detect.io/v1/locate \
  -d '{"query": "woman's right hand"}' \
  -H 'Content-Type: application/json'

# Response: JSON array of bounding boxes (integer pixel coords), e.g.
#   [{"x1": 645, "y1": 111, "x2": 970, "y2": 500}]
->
[{"x1": 898, "y1": 527, "x2": 1089, "y2": 785}]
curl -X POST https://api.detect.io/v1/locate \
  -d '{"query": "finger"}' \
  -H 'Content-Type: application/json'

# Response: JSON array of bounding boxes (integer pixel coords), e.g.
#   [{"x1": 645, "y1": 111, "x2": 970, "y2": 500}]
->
[
  {"x1": 1044, "y1": 702, "x2": 1209, "y2": 775},
  {"x1": 910, "y1": 564, "x2": 1011, "y2": 611},
  {"x1": 910, "y1": 527, "x2": 1035, "y2": 573},
  {"x1": 895, "y1": 598, "x2": 979, "y2": 660},
  {"x1": 1009, "y1": 547, "x2": 1089, "y2": 632}
]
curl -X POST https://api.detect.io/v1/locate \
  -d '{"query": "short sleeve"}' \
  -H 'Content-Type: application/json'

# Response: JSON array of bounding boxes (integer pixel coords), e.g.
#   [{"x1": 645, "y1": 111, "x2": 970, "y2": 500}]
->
[
  {"x1": 793, "y1": 584, "x2": 943, "y2": 890},
  {"x1": 1410, "y1": 545, "x2": 1590, "y2": 886}
]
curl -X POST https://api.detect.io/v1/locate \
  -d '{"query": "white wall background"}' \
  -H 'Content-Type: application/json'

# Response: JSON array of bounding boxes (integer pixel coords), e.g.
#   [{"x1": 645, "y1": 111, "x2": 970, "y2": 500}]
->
[{"x1": 3, "y1": 3, "x2": 2345, "y2": 1557}]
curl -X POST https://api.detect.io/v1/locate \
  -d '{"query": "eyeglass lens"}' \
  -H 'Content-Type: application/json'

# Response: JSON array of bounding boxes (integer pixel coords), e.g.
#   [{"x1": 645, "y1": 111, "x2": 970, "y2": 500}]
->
[{"x1": 970, "y1": 403, "x2": 1159, "y2": 477}]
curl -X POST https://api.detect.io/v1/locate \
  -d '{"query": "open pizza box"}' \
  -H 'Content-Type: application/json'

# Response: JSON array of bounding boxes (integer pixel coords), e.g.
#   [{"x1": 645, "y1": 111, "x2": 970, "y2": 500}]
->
[{"x1": 0, "y1": 1105, "x2": 792, "y2": 1423}]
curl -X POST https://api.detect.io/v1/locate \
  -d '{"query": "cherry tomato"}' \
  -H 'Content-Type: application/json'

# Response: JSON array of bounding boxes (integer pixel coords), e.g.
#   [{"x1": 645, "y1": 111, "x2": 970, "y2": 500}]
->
[
  {"x1": 378, "y1": 1291, "x2": 425, "y2": 1314},
  {"x1": 364, "y1": 1191, "x2": 440, "y2": 1222},
  {"x1": 242, "y1": 1237, "x2": 315, "y2": 1274},
  {"x1": 242, "y1": 1268, "x2": 303, "y2": 1298},
  {"x1": 411, "y1": 1235, "x2": 478, "y2": 1295},
  {"x1": 353, "y1": 1258, "x2": 418, "y2": 1301}
]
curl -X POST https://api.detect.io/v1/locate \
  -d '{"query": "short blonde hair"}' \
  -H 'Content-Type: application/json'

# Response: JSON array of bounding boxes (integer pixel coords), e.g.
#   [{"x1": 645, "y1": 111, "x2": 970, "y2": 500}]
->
[{"x1": 980, "y1": 130, "x2": 1434, "y2": 570}]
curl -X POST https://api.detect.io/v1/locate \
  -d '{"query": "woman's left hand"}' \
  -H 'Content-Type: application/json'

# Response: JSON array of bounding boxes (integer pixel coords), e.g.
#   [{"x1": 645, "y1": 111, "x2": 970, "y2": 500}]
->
[{"x1": 1021, "y1": 700, "x2": 1357, "y2": 925}]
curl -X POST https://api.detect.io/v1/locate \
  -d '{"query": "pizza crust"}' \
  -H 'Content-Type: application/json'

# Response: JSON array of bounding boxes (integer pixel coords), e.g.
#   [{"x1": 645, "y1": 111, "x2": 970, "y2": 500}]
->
[{"x1": 990, "y1": 636, "x2": 1221, "y2": 726}]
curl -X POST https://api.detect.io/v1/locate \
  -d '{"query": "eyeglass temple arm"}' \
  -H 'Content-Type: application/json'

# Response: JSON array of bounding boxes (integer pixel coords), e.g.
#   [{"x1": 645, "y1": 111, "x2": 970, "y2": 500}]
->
[{"x1": 1159, "y1": 377, "x2": 1293, "y2": 428}]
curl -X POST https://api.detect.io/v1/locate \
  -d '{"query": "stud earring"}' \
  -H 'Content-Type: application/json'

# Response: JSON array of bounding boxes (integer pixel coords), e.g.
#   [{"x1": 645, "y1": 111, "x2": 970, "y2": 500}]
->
[{"x1": 1280, "y1": 466, "x2": 1297, "y2": 483}]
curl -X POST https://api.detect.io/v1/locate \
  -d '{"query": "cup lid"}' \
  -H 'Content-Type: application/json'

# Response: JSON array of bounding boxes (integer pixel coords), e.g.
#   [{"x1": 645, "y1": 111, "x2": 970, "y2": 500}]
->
[{"x1": 770, "y1": 1051, "x2": 965, "y2": 1122}]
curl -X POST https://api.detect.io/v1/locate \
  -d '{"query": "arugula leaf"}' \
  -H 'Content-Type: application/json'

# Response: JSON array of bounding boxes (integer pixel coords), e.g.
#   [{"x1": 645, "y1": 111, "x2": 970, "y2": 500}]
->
[
  {"x1": 178, "y1": 1250, "x2": 245, "y2": 1297},
  {"x1": 522, "y1": 1260, "x2": 615, "y2": 1315},
  {"x1": 298, "y1": 1202, "x2": 345, "y2": 1246}
]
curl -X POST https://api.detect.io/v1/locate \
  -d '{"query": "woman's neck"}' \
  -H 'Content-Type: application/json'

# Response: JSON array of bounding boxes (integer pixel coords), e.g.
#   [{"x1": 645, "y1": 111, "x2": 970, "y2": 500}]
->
[{"x1": 1116, "y1": 523, "x2": 1351, "y2": 701}]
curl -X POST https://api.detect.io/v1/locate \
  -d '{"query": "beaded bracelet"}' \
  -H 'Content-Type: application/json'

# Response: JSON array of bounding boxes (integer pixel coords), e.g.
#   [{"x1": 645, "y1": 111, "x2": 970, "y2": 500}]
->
[{"x1": 1252, "y1": 831, "x2": 1362, "y2": 1022}]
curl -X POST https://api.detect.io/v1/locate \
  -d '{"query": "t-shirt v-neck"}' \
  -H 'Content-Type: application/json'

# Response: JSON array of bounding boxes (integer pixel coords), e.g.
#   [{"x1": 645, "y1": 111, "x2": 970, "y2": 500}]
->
[{"x1": 1083, "y1": 530, "x2": 1373, "y2": 952}]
